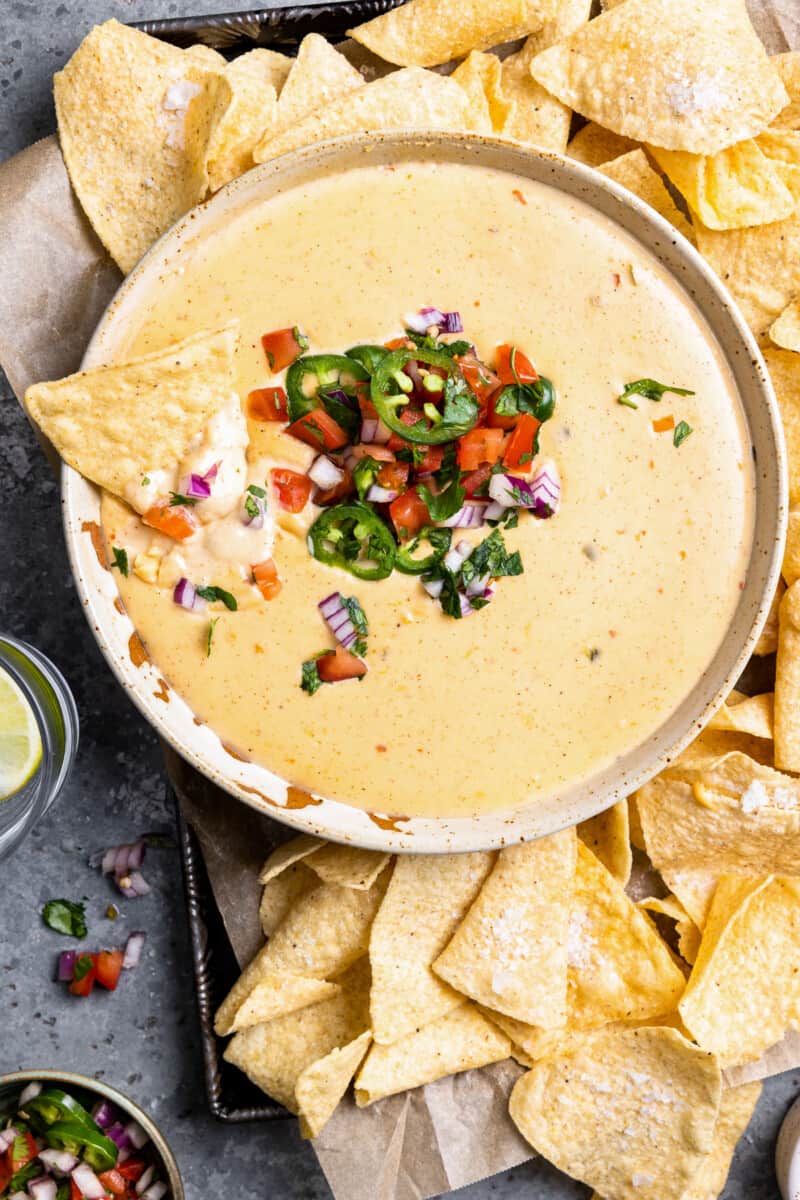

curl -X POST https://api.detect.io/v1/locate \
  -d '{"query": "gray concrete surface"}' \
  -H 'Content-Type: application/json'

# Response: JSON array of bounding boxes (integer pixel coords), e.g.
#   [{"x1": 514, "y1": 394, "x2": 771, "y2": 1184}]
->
[{"x1": 0, "y1": 2, "x2": 795, "y2": 1196}]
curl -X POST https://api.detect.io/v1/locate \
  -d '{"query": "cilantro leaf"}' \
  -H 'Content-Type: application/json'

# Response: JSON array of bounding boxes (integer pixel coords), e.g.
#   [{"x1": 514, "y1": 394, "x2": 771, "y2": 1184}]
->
[
  {"x1": 196, "y1": 585, "x2": 238, "y2": 611},
  {"x1": 404, "y1": 330, "x2": 472, "y2": 359},
  {"x1": 353, "y1": 456, "x2": 381, "y2": 501},
  {"x1": 301, "y1": 658, "x2": 324, "y2": 695},
  {"x1": 72, "y1": 953, "x2": 94, "y2": 982},
  {"x1": 494, "y1": 376, "x2": 556, "y2": 423},
  {"x1": 440, "y1": 373, "x2": 479, "y2": 430},
  {"x1": 247, "y1": 483, "x2": 267, "y2": 498},
  {"x1": 342, "y1": 595, "x2": 368, "y2": 637},
  {"x1": 169, "y1": 492, "x2": 198, "y2": 507},
  {"x1": 111, "y1": 547, "x2": 129, "y2": 577},
  {"x1": 461, "y1": 529, "x2": 523, "y2": 590},
  {"x1": 416, "y1": 477, "x2": 466, "y2": 522},
  {"x1": 673, "y1": 420, "x2": 693, "y2": 447},
  {"x1": 207, "y1": 617, "x2": 219, "y2": 657},
  {"x1": 617, "y1": 379, "x2": 695, "y2": 408},
  {"x1": 42, "y1": 899, "x2": 87, "y2": 939}
]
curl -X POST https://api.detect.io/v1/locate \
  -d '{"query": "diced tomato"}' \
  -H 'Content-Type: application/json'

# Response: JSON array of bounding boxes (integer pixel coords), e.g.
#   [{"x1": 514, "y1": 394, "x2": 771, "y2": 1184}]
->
[
  {"x1": 486, "y1": 387, "x2": 519, "y2": 431},
  {"x1": 142, "y1": 501, "x2": 198, "y2": 542},
  {"x1": 252, "y1": 558, "x2": 281, "y2": 601},
  {"x1": 247, "y1": 385, "x2": 288, "y2": 422},
  {"x1": 457, "y1": 355, "x2": 500, "y2": 408},
  {"x1": 389, "y1": 489, "x2": 430, "y2": 539},
  {"x1": 98, "y1": 1168, "x2": 128, "y2": 1195},
  {"x1": 8, "y1": 1131, "x2": 37, "y2": 1172},
  {"x1": 349, "y1": 443, "x2": 395, "y2": 463},
  {"x1": 384, "y1": 336, "x2": 408, "y2": 350},
  {"x1": 377, "y1": 461, "x2": 409, "y2": 492},
  {"x1": 314, "y1": 468, "x2": 354, "y2": 505},
  {"x1": 495, "y1": 344, "x2": 538, "y2": 385},
  {"x1": 0, "y1": 1158, "x2": 11, "y2": 1193},
  {"x1": 117, "y1": 1159, "x2": 147, "y2": 1183},
  {"x1": 461, "y1": 465, "x2": 494, "y2": 498},
  {"x1": 71, "y1": 1180, "x2": 82, "y2": 1200},
  {"x1": 503, "y1": 413, "x2": 541, "y2": 469},
  {"x1": 287, "y1": 410, "x2": 349, "y2": 452},
  {"x1": 317, "y1": 645, "x2": 367, "y2": 683},
  {"x1": 413, "y1": 445, "x2": 444, "y2": 474},
  {"x1": 457, "y1": 428, "x2": 506, "y2": 471},
  {"x1": 386, "y1": 406, "x2": 427, "y2": 450},
  {"x1": 270, "y1": 468, "x2": 312, "y2": 513},
  {"x1": 95, "y1": 948, "x2": 124, "y2": 992},
  {"x1": 261, "y1": 326, "x2": 307, "y2": 373},
  {"x1": 357, "y1": 394, "x2": 380, "y2": 421},
  {"x1": 70, "y1": 953, "x2": 97, "y2": 997}
]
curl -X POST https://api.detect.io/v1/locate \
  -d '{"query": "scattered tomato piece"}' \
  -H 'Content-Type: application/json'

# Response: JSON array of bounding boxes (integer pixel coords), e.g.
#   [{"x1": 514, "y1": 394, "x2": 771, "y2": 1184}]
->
[
  {"x1": 271, "y1": 468, "x2": 312, "y2": 513},
  {"x1": 486, "y1": 387, "x2": 518, "y2": 431},
  {"x1": 98, "y1": 1168, "x2": 128, "y2": 1195},
  {"x1": 247, "y1": 385, "x2": 288, "y2": 422},
  {"x1": 8, "y1": 1131, "x2": 37, "y2": 1173},
  {"x1": 261, "y1": 326, "x2": 308, "y2": 373},
  {"x1": 386, "y1": 406, "x2": 428, "y2": 450},
  {"x1": 117, "y1": 1159, "x2": 147, "y2": 1183},
  {"x1": 69, "y1": 953, "x2": 97, "y2": 997},
  {"x1": 512, "y1": 188, "x2": 527, "y2": 205},
  {"x1": 457, "y1": 355, "x2": 500, "y2": 408},
  {"x1": 495, "y1": 344, "x2": 538, "y2": 385},
  {"x1": 317, "y1": 645, "x2": 367, "y2": 682},
  {"x1": 252, "y1": 558, "x2": 282, "y2": 601},
  {"x1": 142, "y1": 501, "x2": 198, "y2": 542},
  {"x1": 652, "y1": 415, "x2": 675, "y2": 433},
  {"x1": 503, "y1": 413, "x2": 540, "y2": 469},
  {"x1": 413, "y1": 445, "x2": 444, "y2": 473},
  {"x1": 457, "y1": 427, "x2": 506, "y2": 471},
  {"x1": 389, "y1": 489, "x2": 430, "y2": 539},
  {"x1": 384, "y1": 336, "x2": 408, "y2": 350},
  {"x1": 95, "y1": 948, "x2": 124, "y2": 992},
  {"x1": 288, "y1": 410, "x2": 349, "y2": 452},
  {"x1": 377, "y1": 461, "x2": 410, "y2": 492},
  {"x1": 315, "y1": 468, "x2": 354, "y2": 506},
  {"x1": 461, "y1": 465, "x2": 494, "y2": 497}
]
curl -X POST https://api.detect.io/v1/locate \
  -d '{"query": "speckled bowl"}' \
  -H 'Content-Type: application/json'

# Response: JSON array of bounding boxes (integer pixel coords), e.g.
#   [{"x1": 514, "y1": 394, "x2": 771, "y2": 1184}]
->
[
  {"x1": 61, "y1": 132, "x2": 787, "y2": 853},
  {"x1": 0, "y1": 1069, "x2": 184, "y2": 1198}
]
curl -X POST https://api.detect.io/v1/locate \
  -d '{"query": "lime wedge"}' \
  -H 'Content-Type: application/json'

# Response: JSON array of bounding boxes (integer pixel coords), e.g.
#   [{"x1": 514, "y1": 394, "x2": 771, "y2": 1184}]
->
[{"x1": 0, "y1": 665, "x2": 42, "y2": 800}]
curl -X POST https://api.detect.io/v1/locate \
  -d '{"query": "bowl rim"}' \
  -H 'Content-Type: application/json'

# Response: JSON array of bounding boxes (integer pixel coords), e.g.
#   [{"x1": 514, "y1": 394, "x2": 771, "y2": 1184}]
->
[
  {"x1": 62, "y1": 129, "x2": 787, "y2": 853},
  {"x1": 0, "y1": 1068, "x2": 184, "y2": 1197}
]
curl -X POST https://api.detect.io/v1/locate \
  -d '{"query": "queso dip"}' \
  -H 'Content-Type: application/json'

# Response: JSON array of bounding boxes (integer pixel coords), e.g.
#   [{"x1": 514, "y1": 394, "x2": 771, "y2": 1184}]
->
[{"x1": 100, "y1": 160, "x2": 754, "y2": 819}]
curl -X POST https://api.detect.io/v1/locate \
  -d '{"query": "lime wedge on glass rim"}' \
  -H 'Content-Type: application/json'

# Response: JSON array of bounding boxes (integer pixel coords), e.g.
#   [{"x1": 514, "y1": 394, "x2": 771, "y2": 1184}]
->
[{"x1": 0, "y1": 664, "x2": 42, "y2": 800}]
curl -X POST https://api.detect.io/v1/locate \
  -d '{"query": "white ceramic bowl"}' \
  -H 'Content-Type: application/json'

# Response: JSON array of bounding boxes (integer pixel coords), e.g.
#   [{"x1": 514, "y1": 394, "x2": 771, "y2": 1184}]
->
[{"x1": 62, "y1": 132, "x2": 787, "y2": 853}]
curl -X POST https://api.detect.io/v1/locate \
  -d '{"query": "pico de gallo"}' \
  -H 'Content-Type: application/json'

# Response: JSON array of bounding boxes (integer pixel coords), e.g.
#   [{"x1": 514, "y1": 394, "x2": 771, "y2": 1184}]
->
[{"x1": 0, "y1": 1081, "x2": 169, "y2": 1199}]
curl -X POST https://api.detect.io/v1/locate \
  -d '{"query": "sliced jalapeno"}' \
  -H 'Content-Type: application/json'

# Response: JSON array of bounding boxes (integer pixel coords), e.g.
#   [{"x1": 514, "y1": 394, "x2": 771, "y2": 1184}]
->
[
  {"x1": 285, "y1": 354, "x2": 369, "y2": 424},
  {"x1": 26, "y1": 1089, "x2": 97, "y2": 1133},
  {"x1": 345, "y1": 344, "x2": 389, "y2": 374},
  {"x1": 371, "y1": 348, "x2": 479, "y2": 445},
  {"x1": 46, "y1": 1120, "x2": 118, "y2": 1172},
  {"x1": 395, "y1": 527, "x2": 452, "y2": 575},
  {"x1": 308, "y1": 502, "x2": 396, "y2": 581}
]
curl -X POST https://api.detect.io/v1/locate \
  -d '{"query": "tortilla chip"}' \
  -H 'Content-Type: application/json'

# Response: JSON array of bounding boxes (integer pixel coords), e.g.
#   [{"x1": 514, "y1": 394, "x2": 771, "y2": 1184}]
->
[
  {"x1": 254, "y1": 68, "x2": 490, "y2": 164},
  {"x1": 708, "y1": 690, "x2": 774, "y2": 739},
  {"x1": 54, "y1": 20, "x2": 231, "y2": 273},
  {"x1": 224, "y1": 958, "x2": 370, "y2": 1112},
  {"x1": 578, "y1": 801, "x2": 632, "y2": 885},
  {"x1": 568, "y1": 842, "x2": 686, "y2": 1028},
  {"x1": 348, "y1": 0, "x2": 536, "y2": 69},
  {"x1": 659, "y1": 867, "x2": 720, "y2": 930},
  {"x1": 499, "y1": 0, "x2": 592, "y2": 154},
  {"x1": 297, "y1": 1030, "x2": 372, "y2": 1139},
  {"x1": 433, "y1": 830, "x2": 575, "y2": 1027},
  {"x1": 206, "y1": 54, "x2": 279, "y2": 191},
  {"x1": 771, "y1": 298, "x2": 800, "y2": 352},
  {"x1": 25, "y1": 325, "x2": 238, "y2": 498},
  {"x1": 452, "y1": 52, "x2": 509, "y2": 133},
  {"x1": 259, "y1": 834, "x2": 322, "y2": 882},
  {"x1": 354, "y1": 1002, "x2": 511, "y2": 1105},
  {"x1": 530, "y1": 0, "x2": 788, "y2": 156},
  {"x1": 184, "y1": 45, "x2": 227, "y2": 70},
  {"x1": 259, "y1": 862, "x2": 319, "y2": 937},
  {"x1": 222, "y1": 973, "x2": 339, "y2": 1035},
  {"x1": 765, "y1": 348, "x2": 800, "y2": 505},
  {"x1": 272, "y1": 34, "x2": 364, "y2": 138},
  {"x1": 239, "y1": 47, "x2": 293, "y2": 95},
  {"x1": 773, "y1": 52, "x2": 800, "y2": 131},
  {"x1": 628, "y1": 796, "x2": 645, "y2": 850},
  {"x1": 509, "y1": 1025, "x2": 721, "y2": 1200},
  {"x1": 305, "y1": 844, "x2": 391, "y2": 890},
  {"x1": 679, "y1": 874, "x2": 800, "y2": 1067},
  {"x1": 567, "y1": 122, "x2": 639, "y2": 167},
  {"x1": 639, "y1": 894, "x2": 701, "y2": 964},
  {"x1": 784, "y1": 510, "x2": 800, "y2": 586},
  {"x1": 598, "y1": 150, "x2": 695, "y2": 242},
  {"x1": 681, "y1": 1081, "x2": 762, "y2": 1200},
  {"x1": 776, "y1": 578, "x2": 800, "y2": 771},
  {"x1": 755, "y1": 576, "x2": 785, "y2": 655},
  {"x1": 368, "y1": 851, "x2": 494, "y2": 1045}
]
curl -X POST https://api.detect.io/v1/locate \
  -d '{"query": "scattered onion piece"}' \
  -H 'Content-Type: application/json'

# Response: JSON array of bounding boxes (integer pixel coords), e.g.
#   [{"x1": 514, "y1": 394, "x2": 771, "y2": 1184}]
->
[
  {"x1": 318, "y1": 593, "x2": 359, "y2": 650},
  {"x1": 122, "y1": 931, "x2": 146, "y2": 970}
]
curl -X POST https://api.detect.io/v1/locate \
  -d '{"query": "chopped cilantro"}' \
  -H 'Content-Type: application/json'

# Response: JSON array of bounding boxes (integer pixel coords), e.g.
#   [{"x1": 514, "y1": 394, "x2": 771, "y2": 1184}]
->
[
  {"x1": 461, "y1": 529, "x2": 523, "y2": 591},
  {"x1": 416, "y1": 476, "x2": 465, "y2": 522},
  {"x1": 673, "y1": 420, "x2": 693, "y2": 447},
  {"x1": 301, "y1": 657, "x2": 324, "y2": 695},
  {"x1": 141, "y1": 476, "x2": 151, "y2": 487},
  {"x1": 169, "y1": 491, "x2": 198, "y2": 508},
  {"x1": 111, "y1": 546, "x2": 129, "y2": 577},
  {"x1": 42, "y1": 898, "x2": 87, "y2": 939},
  {"x1": 244, "y1": 494, "x2": 262, "y2": 520},
  {"x1": 404, "y1": 330, "x2": 472, "y2": 359},
  {"x1": 440, "y1": 372, "x2": 479, "y2": 430},
  {"x1": 207, "y1": 617, "x2": 219, "y2": 657},
  {"x1": 617, "y1": 379, "x2": 695, "y2": 408},
  {"x1": 487, "y1": 507, "x2": 519, "y2": 529},
  {"x1": 247, "y1": 483, "x2": 267, "y2": 498},
  {"x1": 196, "y1": 585, "x2": 238, "y2": 611},
  {"x1": 72, "y1": 953, "x2": 94, "y2": 982},
  {"x1": 342, "y1": 595, "x2": 368, "y2": 637},
  {"x1": 353, "y1": 455, "x2": 381, "y2": 501},
  {"x1": 494, "y1": 376, "x2": 555, "y2": 424}
]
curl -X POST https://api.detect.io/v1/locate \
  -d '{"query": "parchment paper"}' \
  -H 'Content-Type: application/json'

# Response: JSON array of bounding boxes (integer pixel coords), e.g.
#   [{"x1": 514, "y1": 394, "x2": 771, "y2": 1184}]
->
[{"x1": 2, "y1": 6, "x2": 800, "y2": 1195}]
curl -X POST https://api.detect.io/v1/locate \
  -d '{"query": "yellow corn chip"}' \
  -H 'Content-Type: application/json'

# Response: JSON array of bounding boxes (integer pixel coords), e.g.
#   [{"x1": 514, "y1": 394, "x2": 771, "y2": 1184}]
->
[
  {"x1": 238, "y1": 47, "x2": 293, "y2": 95},
  {"x1": 773, "y1": 52, "x2": 800, "y2": 131},
  {"x1": 682, "y1": 1082, "x2": 762, "y2": 1200},
  {"x1": 224, "y1": 958, "x2": 370, "y2": 1112},
  {"x1": 259, "y1": 834, "x2": 322, "y2": 883},
  {"x1": 628, "y1": 795, "x2": 645, "y2": 850},
  {"x1": 297, "y1": 1030, "x2": 372, "y2": 1139},
  {"x1": 639, "y1": 894, "x2": 701, "y2": 964},
  {"x1": 254, "y1": 68, "x2": 490, "y2": 164},
  {"x1": 659, "y1": 866, "x2": 719, "y2": 930},
  {"x1": 369, "y1": 851, "x2": 494, "y2": 1045},
  {"x1": 433, "y1": 830, "x2": 575, "y2": 1027},
  {"x1": 784, "y1": 510, "x2": 800, "y2": 585},
  {"x1": 530, "y1": 0, "x2": 788, "y2": 156},
  {"x1": 598, "y1": 150, "x2": 695, "y2": 242},
  {"x1": 755, "y1": 577, "x2": 785, "y2": 655},
  {"x1": 771, "y1": 298, "x2": 800, "y2": 352},
  {"x1": 259, "y1": 862, "x2": 319, "y2": 937},
  {"x1": 206, "y1": 54, "x2": 279, "y2": 191},
  {"x1": 509, "y1": 1025, "x2": 721, "y2": 1200},
  {"x1": 499, "y1": 0, "x2": 592, "y2": 154},
  {"x1": 776, "y1": 578, "x2": 800, "y2": 771},
  {"x1": 354, "y1": 1002, "x2": 511, "y2": 1105},
  {"x1": 679, "y1": 875, "x2": 800, "y2": 1067},
  {"x1": 25, "y1": 325, "x2": 237, "y2": 498},
  {"x1": 305, "y1": 844, "x2": 391, "y2": 890},
  {"x1": 567, "y1": 121, "x2": 639, "y2": 167},
  {"x1": 765, "y1": 348, "x2": 800, "y2": 505},
  {"x1": 184, "y1": 45, "x2": 227, "y2": 70},
  {"x1": 578, "y1": 800, "x2": 632, "y2": 885},
  {"x1": 219, "y1": 973, "x2": 340, "y2": 1035},
  {"x1": 452, "y1": 52, "x2": 509, "y2": 133},
  {"x1": 54, "y1": 20, "x2": 231, "y2": 273},
  {"x1": 708, "y1": 690, "x2": 774, "y2": 739},
  {"x1": 348, "y1": 0, "x2": 537, "y2": 69},
  {"x1": 271, "y1": 34, "x2": 364, "y2": 138}
]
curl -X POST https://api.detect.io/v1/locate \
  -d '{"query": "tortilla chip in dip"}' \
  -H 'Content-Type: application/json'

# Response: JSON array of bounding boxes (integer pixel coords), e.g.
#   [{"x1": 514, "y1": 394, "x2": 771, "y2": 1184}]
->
[
  {"x1": 578, "y1": 800, "x2": 632, "y2": 885},
  {"x1": 452, "y1": 52, "x2": 510, "y2": 133},
  {"x1": 771, "y1": 299, "x2": 800, "y2": 352},
  {"x1": 348, "y1": 0, "x2": 534, "y2": 69},
  {"x1": 508, "y1": 1025, "x2": 721, "y2": 1200},
  {"x1": 270, "y1": 34, "x2": 364, "y2": 139},
  {"x1": 54, "y1": 20, "x2": 231, "y2": 273},
  {"x1": 296, "y1": 1030, "x2": 372, "y2": 1139},
  {"x1": 206, "y1": 53, "x2": 280, "y2": 192},
  {"x1": 24, "y1": 325, "x2": 238, "y2": 499},
  {"x1": 354, "y1": 1002, "x2": 511, "y2": 1105},
  {"x1": 254, "y1": 68, "x2": 490, "y2": 164},
  {"x1": 529, "y1": 0, "x2": 788, "y2": 155},
  {"x1": 433, "y1": 831, "x2": 575, "y2": 1027},
  {"x1": 567, "y1": 121, "x2": 639, "y2": 167},
  {"x1": 679, "y1": 875, "x2": 800, "y2": 1067},
  {"x1": 368, "y1": 852, "x2": 494, "y2": 1045},
  {"x1": 597, "y1": 150, "x2": 695, "y2": 242}
]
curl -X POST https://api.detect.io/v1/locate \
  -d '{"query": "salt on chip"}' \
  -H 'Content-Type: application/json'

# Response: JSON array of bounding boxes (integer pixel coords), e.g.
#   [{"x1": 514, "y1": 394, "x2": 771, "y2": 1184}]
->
[
  {"x1": 598, "y1": 150, "x2": 695, "y2": 242},
  {"x1": 296, "y1": 1030, "x2": 372, "y2": 1139},
  {"x1": 25, "y1": 325, "x2": 238, "y2": 499},
  {"x1": 681, "y1": 1081, "x2": 762, "y2": 1200},
  {"x1": 708, "y1": 690, "x2": 774, "y2": 739},
  {"x1": 224, "y1": 958, "x2": 370, "y2": 1114},
  {"x1": 259, "y1": 862, "x2": 319, "y2": 937},
  {"x1": 773, "y1": 52, "x2": 800, "y2": 131},
  {"x1": 354, "y1": 1003, "x2": 511, "y2": 1106},
  {"x1": 578, "y1": 800, "x2": 632, "y2": 885},
  {"x1": 509, "y1": 1025, "x2": 721, "y2": 1200},
  {"x1": 639, "y1": 894, "x2": 701, "y2": 965},
  {"x1": 206, "y1": 53, "x2": 279, "y2": 191},
  {"x1": 304, "y1": 843, "x2": 391, "y2": 890},
  {"x1": 218, "y1": 973, "x2": 340, "y2": 1035},
  {"x1": 54, "y1": 20, "x2": 231, "y2": 273},
  {"x1": 679, "y1": 874, "x2": 800, "y2": 1067},
  {"x1": 567, "y1": 121, "x2": 639, "y2": 167},
  {"x1": 452, "y1": 52, "x2": 510, "y2": 133},
  {"x1": 271, "y1": 34, "x2": 364, "y2": 138},
  {"x1": 368, "y1": 851, "x2": 494, "y2": 1045},
  {"x1": 348, "y1": 0, "x2": 536, "y2": 69},
  {"x1": 254, "y1": 68, "x2": 490, "y2": 164},
  {"x1": 433, "y1": 830, "x2": 575, "y2": 1027},
  {"x1": 529, "y1": 0, "x2": 788, "y2": 156},
  {"x1": 776, "y1": 578, "x2": 800, "y2": 772}
]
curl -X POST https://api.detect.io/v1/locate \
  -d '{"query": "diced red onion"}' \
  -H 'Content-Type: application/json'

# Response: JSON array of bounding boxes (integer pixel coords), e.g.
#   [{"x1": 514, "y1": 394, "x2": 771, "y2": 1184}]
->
[
  {"x1": 440, "y1": 501, "x2": 487, "y2": 529},
  {"x1": 465, "y1": 572, "x2": 490, "y2": 597},
  {"x1": 91, "y1": 1100, "x2": 115, "y2": 1130},
  {"x1": 0, "y1": 1127, "x2": 19, "y2": 1154},
  {"x1": 459, "y1": 586, "x2": 494, "y2": 617},
  {"x1": 57, "y1": 951, "x2": 76, "y2": 982},
  {"x1": 97, "y1": 840, "x2": 146, "y2": 878},
  {"x1": 19, "y1": 1081, "x2": 42, "y2": 1105},
  {"x1": 202, "y1": 462, "x2": 219, "y2": 482},
  {"x1": 440, "y1": 311, "x2": 463, "y2": 333},
  {"x1": 319, "y1": 386, "x2": 357, "y2": 411},
  {"x1": 179, "y1": 473, "x2": 211, "y2": 500},
  {"x1": 366, "y1": 484, "x2": 398, "y2": 503},
  {"x1": 405, "y1": 307, "x2": 462, "y2": 334},
  {"x1": 28, "y1": 1178, "x2": 57, "y2": 1200},
  {"x1": 122, "y1": 931, "x2": 146, "y2": 970},
  {"x1": 488, "y1": 472, "x2": 533, "y2": 508},
  {"x1": 318, "y1": 593, "x2": 358, "y2": 650},
  {"x1": 484, "y1": 500, "x2": 505, "y2": 521},
  {"x1": 124, "y1": 1120, "x2": 149, "y2": 1151},
  {"x1": 70, "y1": 1164, "x2": 106, "y2": 1198},
  {"x1": 243, "y1": 494, "x2": 267, "y2": 529},
  {"x1": 141, "y1": 1185, "x2": 167, "y2": 1200},
  {"x1": 360, "y1": 417, "x2": 392, "y2": 444},
  {"x1": 117, "y1": 870, "x2": 151, "y2": 899},
  {"x1": 107, "y1": 1122, "x2": 133, "y2": 1151},
  {"x1": 39, "y1": 1149, "x2": 79, "y2": 1175},
  {"x1": 173, "y1": 578, "x2": 205, "y2": 612},
  {"x1": 308, "y1": 456, "x2": 344, "y2": 491},
  {"x1": 530, "y1": 459, "x2": 561, "y2": 518},
  {"x1": 444, "y1": 543, "x2": 472, "y2": 573},
  {"x1": 422, "y1": 578, "x2": 443, "y2": 598},
  {"x1": 404, "y1": 359, "x2": 422, "y2": 391},
  {"x1": 135, "y1": 1166, "x2": 156, "y2": 1195}
]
